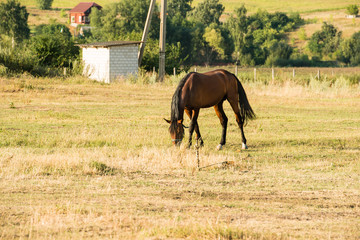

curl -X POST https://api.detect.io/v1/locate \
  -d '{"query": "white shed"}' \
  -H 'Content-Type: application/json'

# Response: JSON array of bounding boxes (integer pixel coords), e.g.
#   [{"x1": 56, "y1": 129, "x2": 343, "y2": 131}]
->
[{"x1": 79, "y1": 41, "x2": 141, "y2": 83}]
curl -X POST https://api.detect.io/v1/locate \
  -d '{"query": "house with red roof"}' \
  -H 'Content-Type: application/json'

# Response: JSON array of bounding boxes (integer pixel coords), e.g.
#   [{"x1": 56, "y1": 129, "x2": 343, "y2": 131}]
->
[{"x1": 69, "y1": 2, "x2": 102, "y2": 27}]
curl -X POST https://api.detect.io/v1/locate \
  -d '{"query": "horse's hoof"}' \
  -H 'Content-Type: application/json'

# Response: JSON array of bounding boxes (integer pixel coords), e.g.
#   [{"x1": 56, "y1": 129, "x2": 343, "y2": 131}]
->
[
  {"x1": 196, "y1": 138, "x2": 204, "y2": 147},
  {"x1": 216, "y1": 144, "x2": 224, "y2": 151},
  {"x1": 242, "y1": 143, "x2": 248, "y2": 149}
]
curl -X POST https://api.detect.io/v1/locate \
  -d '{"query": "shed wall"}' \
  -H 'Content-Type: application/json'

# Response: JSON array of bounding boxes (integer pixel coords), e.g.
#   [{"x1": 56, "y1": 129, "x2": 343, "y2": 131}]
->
[
  {"x1": 109, "y1": 45, "x2": 139, "y2": 81},
  {"x1": 82, "y1": 47, "x2": 110, "y2": 83},
  {"x1": 82, "y1": 44, "x2": 139, "y2": 83}
]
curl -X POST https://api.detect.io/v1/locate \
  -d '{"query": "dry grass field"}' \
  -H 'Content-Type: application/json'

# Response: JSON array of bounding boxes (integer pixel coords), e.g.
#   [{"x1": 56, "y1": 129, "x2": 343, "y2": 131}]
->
[{"x1": 0, "y1": 72, "x2": 359, "y2": 239}]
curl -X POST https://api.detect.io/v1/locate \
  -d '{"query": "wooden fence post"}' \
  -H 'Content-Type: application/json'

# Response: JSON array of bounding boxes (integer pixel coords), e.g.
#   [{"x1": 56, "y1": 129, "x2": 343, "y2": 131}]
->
[
  {"x1": 173, "y1": 67, "x2": 176, "y2": 77},
  {"x1": 254, "y1": 68, "x2": 257, "y2": 81},
  {"x1": 272, "y1": 68, "x2": 275, "y2": 81},
  {"x1": 235, "y1": 65, "x2": 238, "y2": 76}
]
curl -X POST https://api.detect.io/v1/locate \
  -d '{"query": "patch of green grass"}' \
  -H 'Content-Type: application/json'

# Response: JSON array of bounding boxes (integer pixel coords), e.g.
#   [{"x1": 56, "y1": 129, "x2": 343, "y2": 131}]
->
[{"x1": 89, "y1": 161, "x2": 117, "y2": 175}]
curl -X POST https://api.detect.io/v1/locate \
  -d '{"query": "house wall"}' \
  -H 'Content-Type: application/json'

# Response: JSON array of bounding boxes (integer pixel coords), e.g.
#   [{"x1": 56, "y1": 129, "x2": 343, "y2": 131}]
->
[
  {"x1": 70, "y1": 13, "x2": 85, "y2": 24},
  {"x1": 82, "y1": 47, "x2": 110, "y2": 83},
  {"x1": 109, "y1": 45, "x2": 139, "y2": 81}
]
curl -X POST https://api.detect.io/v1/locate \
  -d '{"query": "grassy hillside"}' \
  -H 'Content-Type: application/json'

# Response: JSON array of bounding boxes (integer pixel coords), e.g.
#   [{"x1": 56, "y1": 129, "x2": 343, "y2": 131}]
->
[
  {"x1": 19, "y1": 0, "x2": 360, "y2": 46},
  {"x1": 200, "y1": 0, "x2": 359, "y2": 14},
  {"x1": 0, "y1": 74, "x2": 360, "y2": 238},
  {"x1": 16, "y1": 0, "x2": 359, "y2": 13}
]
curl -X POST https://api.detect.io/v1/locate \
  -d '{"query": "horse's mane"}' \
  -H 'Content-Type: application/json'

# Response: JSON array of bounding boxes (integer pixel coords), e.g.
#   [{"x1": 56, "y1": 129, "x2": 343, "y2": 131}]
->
[{"x1": 170, "y1": 72, "x2": 194, "y2": 132}]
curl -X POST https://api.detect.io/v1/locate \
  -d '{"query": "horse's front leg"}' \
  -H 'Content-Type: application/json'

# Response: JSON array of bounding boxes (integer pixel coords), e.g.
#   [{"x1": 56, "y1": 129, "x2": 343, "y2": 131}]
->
[
  {"x1": 195, "y1": 125, "x2": 204, "y2": 147},
  {"x1": 186, "y1": 109, "x2": 200, "y2": 148}
]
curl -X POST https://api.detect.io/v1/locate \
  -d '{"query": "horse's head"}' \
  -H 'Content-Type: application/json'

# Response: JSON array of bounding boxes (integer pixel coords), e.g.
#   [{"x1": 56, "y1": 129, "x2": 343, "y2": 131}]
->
[{"x1": 164, "y1": 118, "x2": 184, "y2": 146}]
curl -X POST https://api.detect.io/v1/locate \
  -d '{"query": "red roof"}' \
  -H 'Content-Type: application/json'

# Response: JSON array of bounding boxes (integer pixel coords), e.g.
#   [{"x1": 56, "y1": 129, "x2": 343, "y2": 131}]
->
[{"x1": 69, "y1": 2, "x2": 102, "y2": 13}]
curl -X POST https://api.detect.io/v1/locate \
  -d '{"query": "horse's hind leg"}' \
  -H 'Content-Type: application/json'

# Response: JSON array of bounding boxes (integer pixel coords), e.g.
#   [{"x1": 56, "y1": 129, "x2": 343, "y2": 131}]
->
[
  {"x1": 185, "y1": 109, "x2": 203, "y2": 147},
  {"x1": 228, "y1": 99, "x2": 248, "y2": 149},
  {"x1": 214, "y1": 102, "x2": 228, "y2": 150}
]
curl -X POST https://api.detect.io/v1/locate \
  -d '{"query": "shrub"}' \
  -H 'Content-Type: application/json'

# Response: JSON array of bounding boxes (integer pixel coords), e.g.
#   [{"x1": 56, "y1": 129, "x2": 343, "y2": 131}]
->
[
  {"x1": 33, "y1": 23, "x2": 72, "y2": 39},
  {"x1": 0, "y1": 64, "x2": 8, "y2": 76},
  {"x1": 30, "y1": 34, "x2": 79, "y2": 68},
  {"x1": 60, "y1": 9, "x2": 67, "y2": 18},
  {"x1": 0, "y1": 43, "x2": 39, "y2": 74},
  {"x1": 89, "y1": 161, "x2": 116, "y2": 175},
  {"x1": 346, "y1": 4, "x2": 359, "y2": 16},
  {"x1": 265, "y1": 41, "x2": 293, "y2": 67},
  {"x1": 36, "y1": 0, "x2": 53, "y2": 10},
  {"x1": 298, "y1": 28, "x2": 307, "y2": 40},
  {"x1": 288, "y1": 53, "x2": 312, "y2": 67}
]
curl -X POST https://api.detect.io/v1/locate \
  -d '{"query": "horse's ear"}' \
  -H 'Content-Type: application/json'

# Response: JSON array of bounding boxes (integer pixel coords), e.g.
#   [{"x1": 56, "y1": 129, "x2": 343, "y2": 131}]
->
[{"x1": 163, "y1": 118, "x2": 171, "y2": 124}]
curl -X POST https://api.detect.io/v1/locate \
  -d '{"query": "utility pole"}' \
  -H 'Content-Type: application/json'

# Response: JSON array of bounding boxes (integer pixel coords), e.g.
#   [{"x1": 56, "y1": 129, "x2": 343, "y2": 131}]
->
[
  {"x1": 158, "y1": 0, "x2": 167, "y2": 82},
  {"x1": 138, "y1": 0, "x2": 156, "y2": 67}
]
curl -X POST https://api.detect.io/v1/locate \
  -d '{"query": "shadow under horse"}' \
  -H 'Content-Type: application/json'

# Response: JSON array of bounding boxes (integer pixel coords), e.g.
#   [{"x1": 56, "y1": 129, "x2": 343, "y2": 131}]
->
[{"x1": 164, "y1": 69, "x2": 256, "y2": 150}]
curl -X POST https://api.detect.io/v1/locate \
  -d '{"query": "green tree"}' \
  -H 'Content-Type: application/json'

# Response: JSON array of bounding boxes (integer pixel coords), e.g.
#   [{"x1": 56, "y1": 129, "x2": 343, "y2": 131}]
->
[
  {"x1": 0, "y1": 0, "x2": 30, "y2": 43},
  {"x1": 189, "y1": 0, "x2": 224, "y2": 25},
  {"x1": 308, "y1": 22, "x2": 342, "y2": 59},
  {"x1": 337, "y1": 31, "x2": 360, "y2": 65},
  {"x1": 36, "y1": 0, "x2": 53, "y2": 10},
  {"x1": 90, "y1": 0, "x2": 159, "y2": 41},
  {"x1": 226, "y1": 6, "x2": 302, "y2": 66},
  {"x1": 167, "y1": 14, "x2": 193, "y2": 64},
  {"x1": 203, "y1": 23, "x2": 234, "y2": 64},
  {"x1": 225, "y1": 5, "x2": 248, "y2": 62},
  {"x1": 203, "y1": 25, "x2": 224, "y2": 63},
  {"x1": 168, "y1": 0, "x2": 192, "y2": 18}
]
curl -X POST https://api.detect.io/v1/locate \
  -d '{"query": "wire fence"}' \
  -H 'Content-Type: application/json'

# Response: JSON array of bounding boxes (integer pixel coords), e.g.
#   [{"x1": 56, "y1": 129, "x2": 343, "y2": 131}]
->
[
  {"x1": 186, "y1": 66, "x2": 360, "y2": 85},
  {"x1": 147, "y1": 66, "x2": 360, "y2": 85}
]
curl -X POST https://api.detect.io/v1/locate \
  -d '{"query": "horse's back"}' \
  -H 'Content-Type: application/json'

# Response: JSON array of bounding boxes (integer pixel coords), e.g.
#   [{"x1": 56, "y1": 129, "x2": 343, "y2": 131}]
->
[{"x1": 182, "y1": 69, "x2": 237, "y2": 108}]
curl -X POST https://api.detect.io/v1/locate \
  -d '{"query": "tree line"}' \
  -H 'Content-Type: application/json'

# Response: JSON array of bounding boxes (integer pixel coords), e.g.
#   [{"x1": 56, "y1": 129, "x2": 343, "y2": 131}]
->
[{"x1": 1, "y1": 0, "x2": 360, "y2": 77}]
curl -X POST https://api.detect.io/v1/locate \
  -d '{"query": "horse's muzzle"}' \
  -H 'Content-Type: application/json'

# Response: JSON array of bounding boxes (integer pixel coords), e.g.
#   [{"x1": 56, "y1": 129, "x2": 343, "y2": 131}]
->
[{"x1": 172, "y1": 139, "x2": 182, "y2": 146}]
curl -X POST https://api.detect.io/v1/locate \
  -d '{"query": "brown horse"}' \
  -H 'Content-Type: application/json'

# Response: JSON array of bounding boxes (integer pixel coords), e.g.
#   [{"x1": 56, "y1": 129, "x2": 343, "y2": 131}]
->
[{"x1": 164, "y1": 69, "x2": 256, "y2": 150}]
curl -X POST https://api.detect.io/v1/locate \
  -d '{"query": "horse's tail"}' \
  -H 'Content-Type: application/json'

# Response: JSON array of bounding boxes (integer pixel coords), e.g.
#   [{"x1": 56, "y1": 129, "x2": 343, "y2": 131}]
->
[{"x1": 232, "y1": 74, "x2": 256, "y2": 125}]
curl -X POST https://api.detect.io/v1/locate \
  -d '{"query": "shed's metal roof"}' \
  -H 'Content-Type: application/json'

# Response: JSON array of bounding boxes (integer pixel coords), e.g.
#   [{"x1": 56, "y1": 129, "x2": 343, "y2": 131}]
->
[{"x1": 77, "y1": 41, "x2": 142, "y2": 48}]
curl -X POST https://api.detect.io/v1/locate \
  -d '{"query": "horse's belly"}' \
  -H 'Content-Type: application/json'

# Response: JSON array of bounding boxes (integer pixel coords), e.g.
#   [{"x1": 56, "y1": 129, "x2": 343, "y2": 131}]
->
[{"x1": 187, "y1": 93, "x2": 224, "y2": 109}]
